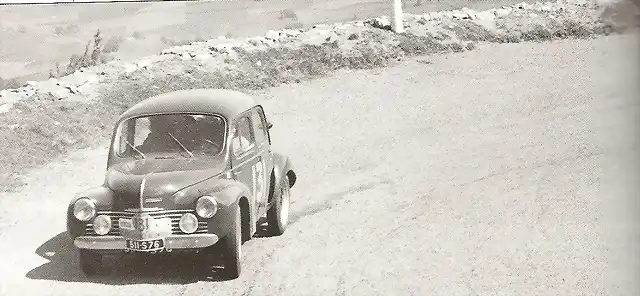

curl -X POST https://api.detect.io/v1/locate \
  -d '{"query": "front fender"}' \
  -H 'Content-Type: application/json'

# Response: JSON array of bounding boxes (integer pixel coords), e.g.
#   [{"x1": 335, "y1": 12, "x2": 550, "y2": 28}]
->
[
  {"x1": 171, "y1": 177, "x2": 251, "y2": 208},
  {"x1": 66, "y1": 186, "x2": 115, "y2": 239},
  {"x1": 171, "y1": 177, "x2": 253, "y2": 236}
]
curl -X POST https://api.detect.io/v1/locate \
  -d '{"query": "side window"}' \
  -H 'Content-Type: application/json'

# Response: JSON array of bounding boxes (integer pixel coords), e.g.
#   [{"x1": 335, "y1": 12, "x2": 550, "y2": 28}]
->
[
  {"x1": 232, "y1": 116, "x2": 255, "y2": 156},
  {"x1": 134, "y1": 117, "x2": 151, "y2": 146},
  {"x1": 117, "y1": 118, "x2": 150, "y2": 156},
  {"x1": 251, "y1": 108, "x2": 268, "y2": 145}
]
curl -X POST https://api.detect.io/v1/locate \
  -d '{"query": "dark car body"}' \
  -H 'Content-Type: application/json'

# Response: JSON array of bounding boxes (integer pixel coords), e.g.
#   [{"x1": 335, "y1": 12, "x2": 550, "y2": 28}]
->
[{"x1": 66, "y1": 89, "x2": 297, "y2": 278}]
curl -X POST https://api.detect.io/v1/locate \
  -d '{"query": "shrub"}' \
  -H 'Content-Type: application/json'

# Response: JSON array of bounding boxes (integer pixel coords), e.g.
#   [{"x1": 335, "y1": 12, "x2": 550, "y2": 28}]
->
[
  {"x1": 277, "y1": 9, "x2": 298, "y2": 21},
  {"x1": 49, "y1": 30, "x2": 108, "y2": 79},
  {"x1": 131, "y1": 31, "x2": 144, "y2": 40},
  {"x1": 53, "y1": 23, "x2": 79, "y2": 35},
  {"x1": 103, "y1": 35, "x2": 125, "y2": 53},
  {"x1": 284, "y1": 22, "x2": 305, "y2": 30}
]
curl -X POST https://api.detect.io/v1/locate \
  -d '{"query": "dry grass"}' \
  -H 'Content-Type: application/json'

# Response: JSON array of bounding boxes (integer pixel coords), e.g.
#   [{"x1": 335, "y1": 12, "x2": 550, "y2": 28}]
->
[{"x1": 0, "y1": 77, "x2": 23, "y2": 90}]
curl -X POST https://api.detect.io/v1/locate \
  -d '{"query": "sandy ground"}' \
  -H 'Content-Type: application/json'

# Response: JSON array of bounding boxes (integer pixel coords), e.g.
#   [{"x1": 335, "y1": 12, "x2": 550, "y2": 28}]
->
[
  {"x1": 0, "y1": 0, "x2": 526, "y2": 82},
  {"x1": 0, "y1": 34, "x2": 639, "y2": 295}
]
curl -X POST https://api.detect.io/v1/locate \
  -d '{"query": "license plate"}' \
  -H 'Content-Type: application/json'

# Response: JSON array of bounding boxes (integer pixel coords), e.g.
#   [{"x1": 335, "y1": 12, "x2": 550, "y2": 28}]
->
[{"x1": 125, "y1": 238, "x2": 165, "y2": 252}]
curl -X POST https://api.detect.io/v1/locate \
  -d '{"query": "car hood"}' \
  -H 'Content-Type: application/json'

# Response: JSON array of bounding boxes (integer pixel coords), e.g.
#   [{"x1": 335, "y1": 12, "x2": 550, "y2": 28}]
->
[{"x1": 105, "y1": 158, "x2": 227, "y2": 209}]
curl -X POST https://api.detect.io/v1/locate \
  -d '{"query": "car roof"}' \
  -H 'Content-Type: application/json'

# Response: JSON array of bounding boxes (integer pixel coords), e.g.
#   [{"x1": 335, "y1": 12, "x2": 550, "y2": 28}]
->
[{"x1": 117, "y1": 88, "x2": 259, "y2": 121}]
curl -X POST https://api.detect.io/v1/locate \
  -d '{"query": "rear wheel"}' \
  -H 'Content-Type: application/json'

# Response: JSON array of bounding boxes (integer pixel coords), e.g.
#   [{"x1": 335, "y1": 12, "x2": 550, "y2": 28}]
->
[
  {"x1": 267, "y1": 174, "x2": 291, "y2": 236},
  {"x1": 79, "y1": 249, "x2": 102, "y2": 276}
]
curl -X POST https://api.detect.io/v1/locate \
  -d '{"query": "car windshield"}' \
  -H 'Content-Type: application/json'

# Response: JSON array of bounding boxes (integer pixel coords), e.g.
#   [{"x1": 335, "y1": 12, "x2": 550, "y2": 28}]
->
[{"x1": 115, "y1": 113, "x2": 226, "y2": 159}]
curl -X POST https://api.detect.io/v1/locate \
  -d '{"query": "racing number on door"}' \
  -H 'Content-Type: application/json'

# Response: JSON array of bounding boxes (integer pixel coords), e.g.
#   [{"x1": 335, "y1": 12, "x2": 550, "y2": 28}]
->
[{"x1": 252, "y1": 160, "x2": 266, "y2": 203}]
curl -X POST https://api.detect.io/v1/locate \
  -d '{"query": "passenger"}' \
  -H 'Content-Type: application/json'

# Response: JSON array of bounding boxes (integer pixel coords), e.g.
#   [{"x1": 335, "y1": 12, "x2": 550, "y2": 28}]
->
[
  {"x1": 232, "y1": 128, "x2": 251, "y2": 155},
  {"x1": 176, "y1": 115, "x2": 202, "y2": 152}
]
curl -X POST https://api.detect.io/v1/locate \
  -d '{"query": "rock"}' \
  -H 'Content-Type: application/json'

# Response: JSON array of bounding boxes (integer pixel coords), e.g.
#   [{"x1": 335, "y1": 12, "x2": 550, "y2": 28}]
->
[
  {"x1": 247, "y1": 37, "x2": 264, "y2": 46},
  {"x1": 282, "y1": 29, "x2": 303, "y2": 37},
  {"x1": 451, "y1": 11, "x2": 470, "y2": 19},
  {"x1": 461, "y1": 7, "x2": 477, "y2": 19},
  {"x1": 311, "y1": 28, "x2": 331, "y2": 36},
  {"x1": 367, "y1": 16, "x2": 391, "y2": 30},
  {"x1": 0, "y1": 103, "x2": 11, "y2": 114},
  {"x1": 49, "y1": 88, "x2": 70, "y2": 100},
  {"x1": 137, "y1": 59, "x2": 152, "y2": 69},
  {"x1": 474, "y1": 10, "x2": 495, "y2": 21},
  {"x1": 76, "y1": 84, "x2": 94, "y2": 95},
  {"x1": 64, "y1": 85, "x2": 79, "y2": 94},
  {"x1": 193, "y1": 54, "x2": 211, "y2": 61},
  {"x1": 311, "y1": 23, "x2": 332, "y2": 29},
  {"x1": 18, "y1": 87, "x2": 36, "y2": 98},
  {"x1": 123, "y1": 63, "x2": 138, "y2": 74},
  {"x1": 539, "y1": 3, "x2": 554, "y2": 11},
  {"x1": 265, "y1": 30, "x2": 280, "y2": 41},
  {"x1": 494, "y1": 8, "x2": 512, "y2": 17}
]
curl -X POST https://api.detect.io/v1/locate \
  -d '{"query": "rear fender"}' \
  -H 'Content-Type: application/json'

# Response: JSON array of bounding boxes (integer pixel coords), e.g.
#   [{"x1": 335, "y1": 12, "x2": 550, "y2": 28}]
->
[{"x1": 271, "y1": 152, "x2": 296, "y2": 203}]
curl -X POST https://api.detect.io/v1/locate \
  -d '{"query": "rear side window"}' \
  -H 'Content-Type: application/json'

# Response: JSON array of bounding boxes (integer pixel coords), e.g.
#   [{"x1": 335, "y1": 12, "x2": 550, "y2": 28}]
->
[
  {"x1": 251, "y1": 108, "x2": 268, "y2": 145},
  {"x1": 232, "y1": 116, "x2": 255, "y2": 156}
]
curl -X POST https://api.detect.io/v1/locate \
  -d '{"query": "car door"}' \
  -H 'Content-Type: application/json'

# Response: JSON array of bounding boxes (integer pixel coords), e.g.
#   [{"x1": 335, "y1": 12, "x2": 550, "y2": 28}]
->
[
  {"x1": 249, "y1": 106, "x2": 273, "y2": 215},
  {"x1": 229, "y1": 113, "x2": 263, "y2": 218}
]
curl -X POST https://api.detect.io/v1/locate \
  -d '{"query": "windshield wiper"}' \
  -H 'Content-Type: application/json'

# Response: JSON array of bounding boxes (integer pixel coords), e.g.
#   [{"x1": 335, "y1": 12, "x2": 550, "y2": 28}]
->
[
  {"x1": 167, "y1": 132, "x2": 194, "y2": 158},
  {"x1": 123, "y1": 139, "x2": 146, "y2": 159}
]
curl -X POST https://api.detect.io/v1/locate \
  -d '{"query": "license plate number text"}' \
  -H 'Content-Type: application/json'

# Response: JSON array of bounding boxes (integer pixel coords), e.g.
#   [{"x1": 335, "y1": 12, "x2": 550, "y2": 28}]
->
[{"x1": 125, "y1": 238, "x2": 165, "y2": 252}]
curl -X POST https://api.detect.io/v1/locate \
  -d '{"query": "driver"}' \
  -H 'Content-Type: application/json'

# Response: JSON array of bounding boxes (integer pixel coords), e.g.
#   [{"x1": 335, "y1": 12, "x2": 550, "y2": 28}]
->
[
  {"x1": 136, "y1": 116, "x2": 175, "y2": 153},
  {"x1": 204, "y1": 117, "x2": 225, "y2": 154}
]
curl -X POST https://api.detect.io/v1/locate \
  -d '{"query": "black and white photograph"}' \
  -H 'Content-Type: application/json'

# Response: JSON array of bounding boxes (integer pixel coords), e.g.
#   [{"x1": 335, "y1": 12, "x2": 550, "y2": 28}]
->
[{"x1": 0, "y1": 0, "x2": 638, "y2": 295}]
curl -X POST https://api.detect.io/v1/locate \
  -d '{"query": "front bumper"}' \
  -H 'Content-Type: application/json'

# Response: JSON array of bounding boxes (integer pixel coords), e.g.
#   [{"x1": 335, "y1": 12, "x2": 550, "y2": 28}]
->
[{"x1": 74, "y1": 234, "x2": 219, "y2": 251}]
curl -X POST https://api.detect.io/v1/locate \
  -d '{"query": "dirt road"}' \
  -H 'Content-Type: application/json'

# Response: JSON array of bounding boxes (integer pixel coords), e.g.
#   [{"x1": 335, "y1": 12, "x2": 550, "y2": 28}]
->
[{"x1": 1, "y1": 34, "x2": 638, "y2": 296}]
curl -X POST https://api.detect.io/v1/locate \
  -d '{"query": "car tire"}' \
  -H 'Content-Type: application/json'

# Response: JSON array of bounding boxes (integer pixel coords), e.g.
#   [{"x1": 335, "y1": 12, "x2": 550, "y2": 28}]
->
[
  {"x1": 221, "y1": 204, "x2": 242, "y2": 279},
  {"x1": 79, "y1": 249, "x2": 102, "y2": 276},
  {"x1": 267, "y1": 174, "x2": 290, "y2": 236}
]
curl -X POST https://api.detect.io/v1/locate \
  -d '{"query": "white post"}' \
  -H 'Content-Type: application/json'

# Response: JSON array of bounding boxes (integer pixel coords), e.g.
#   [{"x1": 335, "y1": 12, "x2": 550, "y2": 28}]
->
[{"x1": 392, "y1": 0, "x2": 404, "y2": 33}]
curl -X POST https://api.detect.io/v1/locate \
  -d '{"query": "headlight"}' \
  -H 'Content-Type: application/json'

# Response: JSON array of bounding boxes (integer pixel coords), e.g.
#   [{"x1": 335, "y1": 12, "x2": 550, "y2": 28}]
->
[
  {"x1": 196, "y1": 196, "x2": 218, "y2": 218},
  {"x1": 73, "y1": 198, "x2": 96, "y2": 222},
  {"x1": 93, "y1": 215, "x2": 111, "y2": 235},
  {"x1": 179, "y1": 213, "x2": 198, "y2": 234}
]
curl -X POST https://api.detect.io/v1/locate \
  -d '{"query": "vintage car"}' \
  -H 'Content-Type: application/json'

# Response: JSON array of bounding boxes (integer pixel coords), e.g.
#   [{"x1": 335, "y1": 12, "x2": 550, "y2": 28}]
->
[{"x1": 66, "y1": 88, "x2": 297, "y2": 279}]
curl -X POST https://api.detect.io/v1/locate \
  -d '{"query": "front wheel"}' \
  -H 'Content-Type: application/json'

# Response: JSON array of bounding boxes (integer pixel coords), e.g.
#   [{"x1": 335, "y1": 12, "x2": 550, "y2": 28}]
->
[
  {"x1": 267, "y1": 174, "x2": 291, "y2": 236},
  {"x1": 79, "y1": 249, "x2": 102, "y2": 276},
  {"x1": 221, "y1": 205, "x2": 242, "y2": 279}
]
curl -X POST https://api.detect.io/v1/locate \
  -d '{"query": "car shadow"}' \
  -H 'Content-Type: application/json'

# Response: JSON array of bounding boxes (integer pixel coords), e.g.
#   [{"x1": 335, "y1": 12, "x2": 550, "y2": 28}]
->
[
  {"x1": 25, "y1": 232, "x2": 232, "y2": 285},
  {"x1": 252, "y1": 217, "x2": 279, "y2": 239}
]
